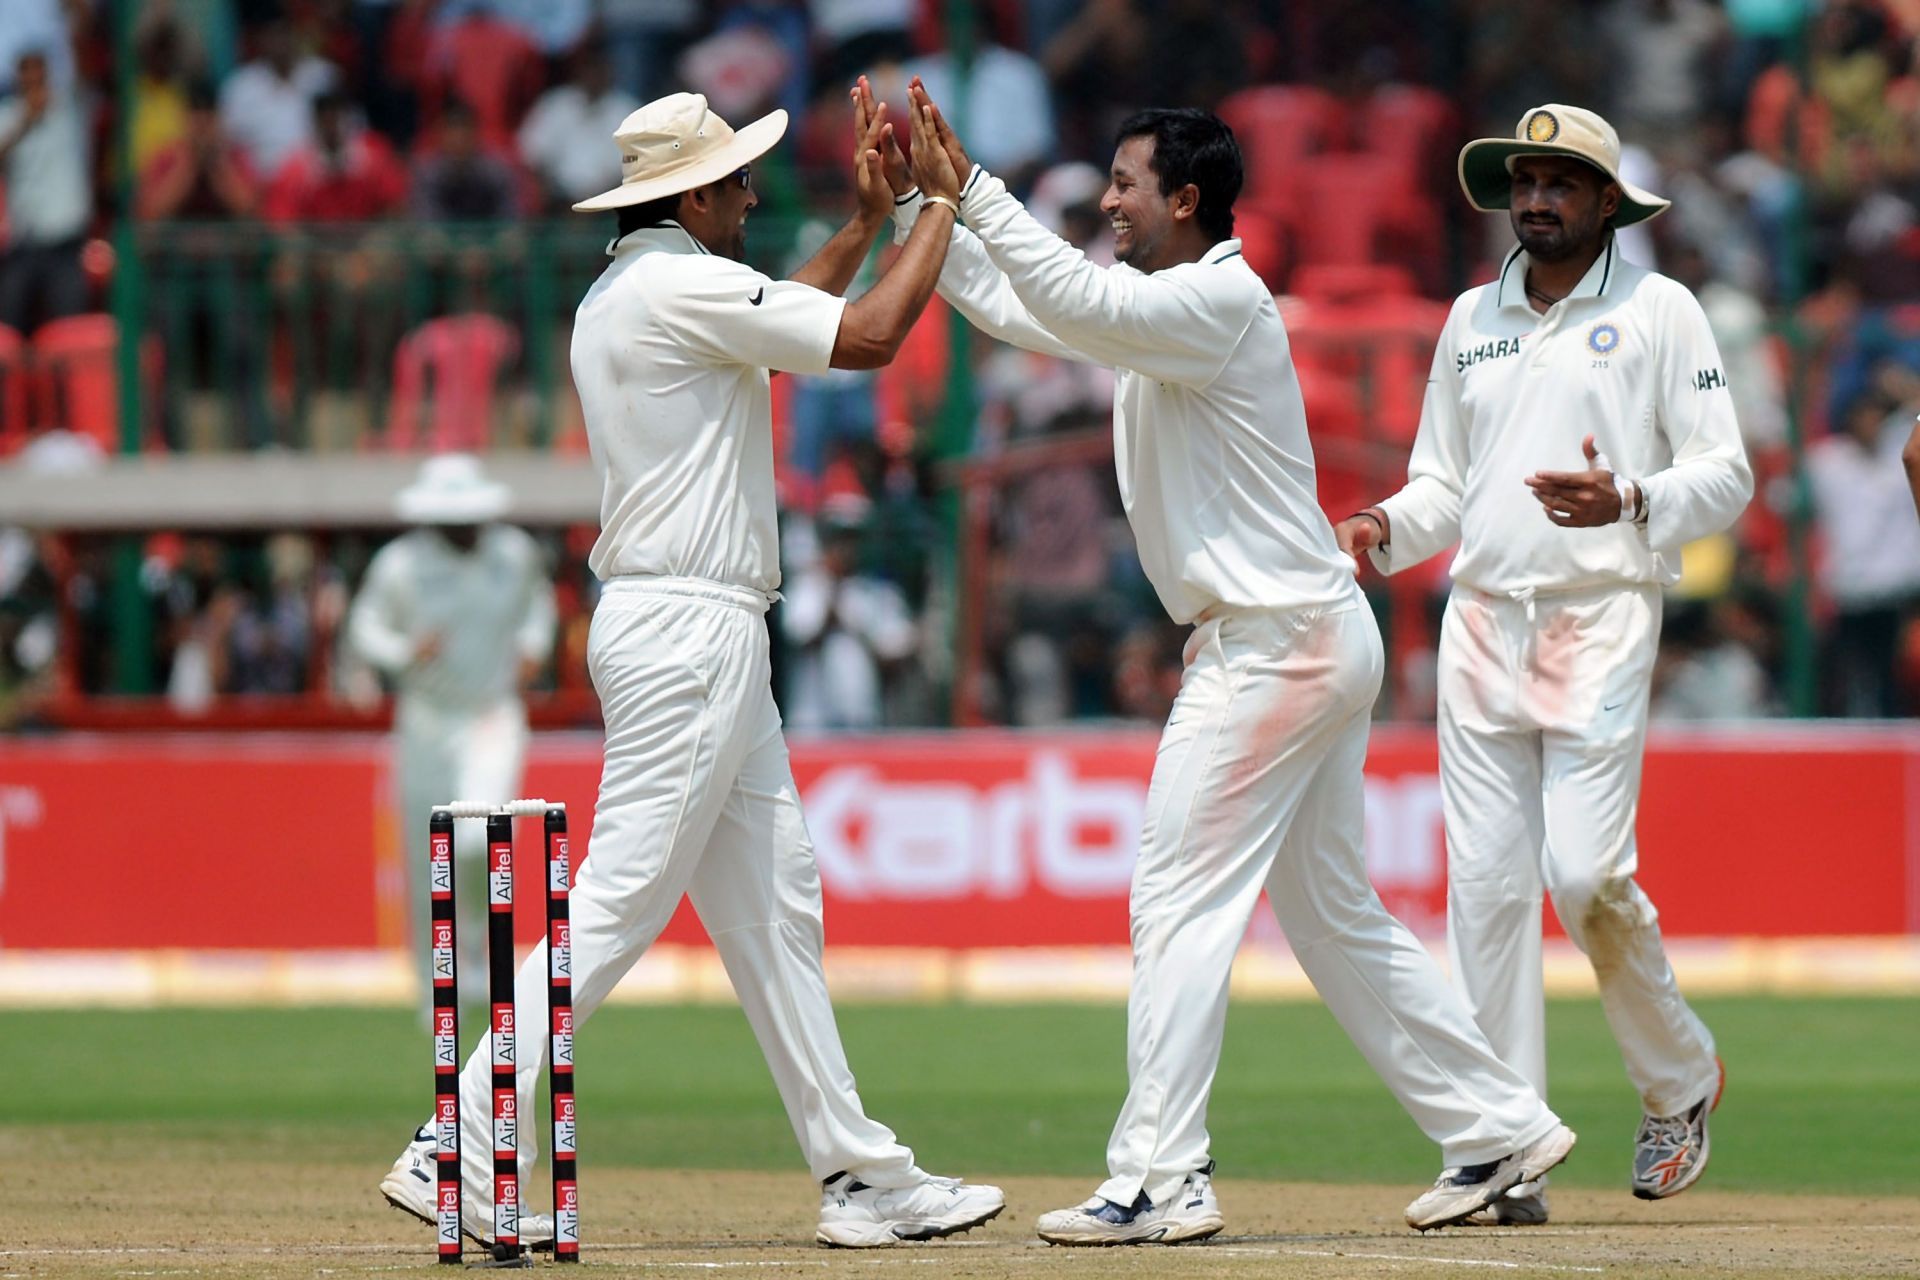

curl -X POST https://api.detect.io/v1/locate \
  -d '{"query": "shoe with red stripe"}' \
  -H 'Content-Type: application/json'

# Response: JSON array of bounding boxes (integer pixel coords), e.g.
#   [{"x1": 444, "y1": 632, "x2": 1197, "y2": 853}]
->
[{"x1": 1632, "y1": 1058, "x2": 1725, "y2": 1201}]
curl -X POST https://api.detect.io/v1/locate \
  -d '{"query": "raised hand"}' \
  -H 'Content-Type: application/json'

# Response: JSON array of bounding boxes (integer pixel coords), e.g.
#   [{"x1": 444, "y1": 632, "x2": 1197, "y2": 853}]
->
[
  {"x1": 910, "y1": 76, "x2": 972, "y2": 185},
  {"x1": 904, "y1": 82, "x2": 961, "y2": 204},
  {"x1": 854, "y1": 76, "x2": 913, "y2": 198},
  {"x1": 850, "y1": 78, "x2": 898, "y2": 223}
]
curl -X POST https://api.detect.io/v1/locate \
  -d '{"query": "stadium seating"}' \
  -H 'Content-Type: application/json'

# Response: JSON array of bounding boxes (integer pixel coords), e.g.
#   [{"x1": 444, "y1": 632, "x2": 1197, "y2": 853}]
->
[
  {"x1": 384, "y1": 313, "x2": 520, "y2": 451},
  {"x1": 0, "y1": 323, "x2": 26, "y2": 455},
  {"x1": 30, "y1": 314, "x2": 162, "y2": 454},
  {"x1": 1217, "y1": 84, "x2": 1345, "y2": 215}
]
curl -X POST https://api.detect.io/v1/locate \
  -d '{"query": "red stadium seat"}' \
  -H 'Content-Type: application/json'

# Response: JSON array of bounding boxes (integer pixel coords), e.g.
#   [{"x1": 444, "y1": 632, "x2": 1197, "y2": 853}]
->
[
  {"x1": 30, "y1": 314, "x2": 162, "y2": 453},
  {"x1": 1289, "y1": 291, "x2": 1448, "y2": 445},
  {"x1": 384, "y1": 313, "x2": 520, "y2": 452},
  {"x1": 1217, "y1": 85, "x2": 1345, "y2": 213},
  {"x1": 0, "y1": 323, "x2": 27, "y2": 455},
  {"x1": 1289, "y1": 263, "x2": 1419, "y2": 303},
  {"x1": 1288, "y1": 152, "x2": 1446, "y2": 289},
  {"x1": 1356, "y1": 84, "x2": 1456, "y2": 187},
  {"x1": 1232, "y1": 206, "x2": 1289, "y2": 292}
]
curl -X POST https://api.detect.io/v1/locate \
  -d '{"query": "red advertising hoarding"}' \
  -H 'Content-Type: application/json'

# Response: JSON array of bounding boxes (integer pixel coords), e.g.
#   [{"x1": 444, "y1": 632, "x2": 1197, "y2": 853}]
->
[{"x1": 1, "y1": 726, "x2": 1914, "y2": 950}]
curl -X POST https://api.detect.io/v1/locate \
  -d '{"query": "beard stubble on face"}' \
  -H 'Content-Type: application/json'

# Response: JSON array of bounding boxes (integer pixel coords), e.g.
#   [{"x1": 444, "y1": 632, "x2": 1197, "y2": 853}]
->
[{"x1": 1513, "y1": 208, "x2": 1599, "y2": 263}]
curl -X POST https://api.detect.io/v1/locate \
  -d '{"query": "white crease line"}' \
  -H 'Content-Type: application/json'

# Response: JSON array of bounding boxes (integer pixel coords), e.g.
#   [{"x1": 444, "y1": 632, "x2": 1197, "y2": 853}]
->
[
  {"x1": 624, "y1": 1265, "x2": 827, "y2": 1271},
  {"x1": 1280, "y1": 1249, "x2": 1603, "y2": 1273}
]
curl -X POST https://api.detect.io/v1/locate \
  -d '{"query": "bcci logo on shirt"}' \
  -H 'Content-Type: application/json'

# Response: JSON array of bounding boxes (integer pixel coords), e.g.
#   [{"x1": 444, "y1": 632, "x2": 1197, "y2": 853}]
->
[{"x1": 1586, "y1": 323, "x2": 1621, "y2": 356}]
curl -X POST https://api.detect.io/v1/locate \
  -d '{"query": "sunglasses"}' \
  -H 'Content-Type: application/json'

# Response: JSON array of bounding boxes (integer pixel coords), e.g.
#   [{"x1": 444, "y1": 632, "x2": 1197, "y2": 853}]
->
[{"x1": 729, "y1": 166, "x2": 752, "y2": 189}]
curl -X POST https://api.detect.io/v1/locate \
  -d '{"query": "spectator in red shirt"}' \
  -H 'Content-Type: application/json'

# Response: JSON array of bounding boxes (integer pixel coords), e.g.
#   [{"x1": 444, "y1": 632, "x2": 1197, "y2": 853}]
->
[
  {"x1": 138, "y1": 83, "x2": 259, "y2": 220},
  {"x1": 262, "y1": 89, "x2": 408, "y2": 222}
]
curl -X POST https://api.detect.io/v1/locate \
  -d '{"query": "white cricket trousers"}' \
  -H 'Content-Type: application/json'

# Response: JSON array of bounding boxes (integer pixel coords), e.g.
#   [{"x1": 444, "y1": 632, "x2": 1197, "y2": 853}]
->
[
  {"x1": 1438, "y1": 583, "x2": 1718, "y2": 1118},
  {"x1": 397, "y1": 697, "x2": 528, "y2": 1013},
  {"x1": 1100, "y1": 596, "x2": 1560, "y2": 1211},
  {"x1": 451, "y1": 576, "x2": 922, "y2": 1207}
]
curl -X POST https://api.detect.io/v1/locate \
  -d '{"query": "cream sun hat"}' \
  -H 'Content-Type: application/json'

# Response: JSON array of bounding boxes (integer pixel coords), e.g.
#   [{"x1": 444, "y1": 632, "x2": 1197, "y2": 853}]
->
[
  {"x1": 571, "y1": 91, "x2": 787, "y2": 213},
  {"x1": 1457, "y1": 103, "x2": 1670, "y2": 227},
  {"x1": 395, "y1": 454, "x2": 512, "y2": 525}
]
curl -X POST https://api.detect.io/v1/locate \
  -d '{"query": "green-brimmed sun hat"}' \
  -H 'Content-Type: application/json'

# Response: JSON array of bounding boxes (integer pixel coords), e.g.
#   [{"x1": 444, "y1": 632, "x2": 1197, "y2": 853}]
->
[{"x1": 1458, "y1": 103, "x2": 1670, "y2": 227}]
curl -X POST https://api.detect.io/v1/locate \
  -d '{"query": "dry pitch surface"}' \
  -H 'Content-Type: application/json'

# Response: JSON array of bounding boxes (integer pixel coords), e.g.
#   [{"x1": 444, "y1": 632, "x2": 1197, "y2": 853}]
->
[{"x1": 4, "y1": 1136, "x2": 1915, "y2": 1280}]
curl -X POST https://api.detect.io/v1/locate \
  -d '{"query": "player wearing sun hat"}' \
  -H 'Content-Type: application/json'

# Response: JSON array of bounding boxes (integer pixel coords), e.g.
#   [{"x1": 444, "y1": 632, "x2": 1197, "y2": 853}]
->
[
  {"x1": 380, "y1": 85, "x2": 1007, "y2": 1251},
  {"x1": 1336, "y1": 103, "x2": 1750, "y2": 1222}
]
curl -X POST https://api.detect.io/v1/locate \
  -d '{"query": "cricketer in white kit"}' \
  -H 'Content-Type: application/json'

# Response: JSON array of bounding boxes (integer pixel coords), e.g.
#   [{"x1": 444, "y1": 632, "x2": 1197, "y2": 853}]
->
[
  {"x1": 1338, "y1": 105, "x2": 1751, "y2": 1223},
  {"x1": 347, "y1": 454, "x2": 556, "y2": 1018},
  {"x1": 885, "y1": 80, "x2": 1575, "y2": 1242},
  {"x1": 380, "y1": 89, "x2": 1007, "y2": 1249}
]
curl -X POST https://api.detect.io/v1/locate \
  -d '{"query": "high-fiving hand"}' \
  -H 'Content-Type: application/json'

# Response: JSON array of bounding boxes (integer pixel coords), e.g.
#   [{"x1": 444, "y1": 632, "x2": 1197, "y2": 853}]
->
[
  {"x1": 908, "y1": 77, "x2": 973, "y2": 186},
  {"x1": 853, "y1": 76, "x2": 913, "y2": 199},
  {"x1": 850, "y1": 76, "x2": 900, "y2": 223},
  {"x1": 903, "y1": 78, "x2": 962, "y2": 204}
]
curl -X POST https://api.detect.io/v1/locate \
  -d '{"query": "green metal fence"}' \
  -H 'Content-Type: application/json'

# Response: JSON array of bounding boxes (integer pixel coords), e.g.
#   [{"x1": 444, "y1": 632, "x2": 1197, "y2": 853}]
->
[{"x1": 131, "y1": 219, "x2": 818, "y2": 453}]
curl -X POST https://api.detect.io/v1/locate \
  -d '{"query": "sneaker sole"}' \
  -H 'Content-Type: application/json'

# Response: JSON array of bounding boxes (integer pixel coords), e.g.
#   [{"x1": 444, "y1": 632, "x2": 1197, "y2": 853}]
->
[
  {"x1": 1037, "y1": 1213, "x2": 1225, "y2": 1247},
  {"x1": 1462, "y1": 1197, "x2": 1549, "y2": 1227},
  {"x1": 816, "y1": 1202, "x2": 1006, "y2": 1248},
  {"x1": 1632, "y1": 1059, "x2": 1723, "y2": 1202},
  {"x1": 380, "y1": 1175, "x2": 555, "y2": 1253}
]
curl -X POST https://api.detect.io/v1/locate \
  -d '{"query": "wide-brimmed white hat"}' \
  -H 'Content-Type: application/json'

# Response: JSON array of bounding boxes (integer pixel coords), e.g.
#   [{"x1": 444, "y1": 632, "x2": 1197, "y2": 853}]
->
[
  {"x1": 395, "y1": 454, "x2": 511, "y2": 525},
  {"x1": 572, "y1": 91, "x2": 786, "y2": 213},
  {"x1": 1458, "y1": 103, "x2": 1670, "y2": 227}
]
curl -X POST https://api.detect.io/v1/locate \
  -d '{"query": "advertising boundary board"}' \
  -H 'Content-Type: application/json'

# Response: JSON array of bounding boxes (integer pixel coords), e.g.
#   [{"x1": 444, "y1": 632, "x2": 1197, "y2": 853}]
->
[{"x1": 0, "y1": 724, "x2": 1914, "y2": 952}]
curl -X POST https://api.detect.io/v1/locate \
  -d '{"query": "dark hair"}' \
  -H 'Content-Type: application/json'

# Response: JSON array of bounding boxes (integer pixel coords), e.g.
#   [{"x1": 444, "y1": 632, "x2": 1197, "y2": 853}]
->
[
  {"x1": 1115, "y1": 108, "x2": 1242, "y2": 244},
  {"x1": 616, "y1": 194, "x2": 685, "y2": 237}
]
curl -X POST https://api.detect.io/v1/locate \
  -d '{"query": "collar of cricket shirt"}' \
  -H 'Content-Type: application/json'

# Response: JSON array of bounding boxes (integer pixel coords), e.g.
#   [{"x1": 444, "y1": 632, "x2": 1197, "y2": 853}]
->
[
  {"x1": 1202, "y1": 239, "x2": 1245, "y2": 266},
  {"x1": 1495, "y1": 233, "x2": 1618, "y2": 312},
  {"x1": 605, "y1": 219, "x2": 712, "y2": 258}
]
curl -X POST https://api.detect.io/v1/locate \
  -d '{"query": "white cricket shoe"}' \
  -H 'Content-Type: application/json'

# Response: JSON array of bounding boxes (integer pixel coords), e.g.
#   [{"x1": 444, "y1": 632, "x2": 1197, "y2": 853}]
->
[
  {"x1": 815, "y1": 1171, "x2": 1006, "y2": 1247},
  {"x1": 379, "y1": 1126, "x2": 556, "y2": 1251},
  {"x1": 1035, "y1": 1163, "x2": 1224, "y2": 1246},
  {"x1": 1405, "y1": 1123, "x2": 1576, "y2": 1231},
  {"x1": 1632, "y1": 1058, "x2": 1725, "y2": 1200},
  {"x1": 1463, "y1": 1177, "x2": 1550, "y2": 1226}
]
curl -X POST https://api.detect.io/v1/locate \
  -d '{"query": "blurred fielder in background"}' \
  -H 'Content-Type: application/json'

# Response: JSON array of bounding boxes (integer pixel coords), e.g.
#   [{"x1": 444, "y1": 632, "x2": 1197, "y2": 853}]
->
[
  {"x1": 347, "y1": 453, "x2": 556, "y2": 1018},
  {"x1": 381, "y1": 88, "x2": 1008, "y2": 1249},
  {"x1": 888, "y1": 80, "x2": 1574, "y2": 1243},
  {"x1": 1337, "y1": 105, "x2": 1750, "y2": 1222}
]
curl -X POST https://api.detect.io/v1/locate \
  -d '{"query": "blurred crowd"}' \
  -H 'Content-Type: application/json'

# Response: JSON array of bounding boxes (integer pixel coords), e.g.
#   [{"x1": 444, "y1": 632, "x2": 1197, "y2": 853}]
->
[{"x1": 3, "y1": 0, "x2": 1920, "y2": 728}]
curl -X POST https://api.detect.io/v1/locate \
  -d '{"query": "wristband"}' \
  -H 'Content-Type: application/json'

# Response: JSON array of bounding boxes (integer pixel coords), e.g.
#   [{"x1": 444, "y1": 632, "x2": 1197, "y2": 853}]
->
[
  {"x1": 1613, "y1": 474, "x2": 1638, "y2": 524},
  {"x1": 1351, "y1": 509, "x2": 1387, "y2": 544},
  {"x1": 919, "y1": 194, "x2": 959, "y2": 218}
]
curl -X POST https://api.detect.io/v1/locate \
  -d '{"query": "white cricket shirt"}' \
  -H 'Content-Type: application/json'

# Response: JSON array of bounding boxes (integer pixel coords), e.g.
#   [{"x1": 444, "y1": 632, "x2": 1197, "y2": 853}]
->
[
  {"x1": 570, "y1": 222, "x2": 848, "y2": 591},
  {"x1": 347, "y1": 525, "x2": 556, "y2": 711},
  {"x1": 1370, "y1": 237, "x2": 1753, "y2": 593},
  {"x1": 898, "y1": 173, "x2": 1356, "y2": 625}
]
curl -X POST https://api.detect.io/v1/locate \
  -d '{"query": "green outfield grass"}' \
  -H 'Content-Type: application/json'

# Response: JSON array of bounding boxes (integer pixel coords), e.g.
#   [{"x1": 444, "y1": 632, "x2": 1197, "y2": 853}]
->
[{"x1": 3, "y1": 996, "x2": 1914, "y2": 1195}]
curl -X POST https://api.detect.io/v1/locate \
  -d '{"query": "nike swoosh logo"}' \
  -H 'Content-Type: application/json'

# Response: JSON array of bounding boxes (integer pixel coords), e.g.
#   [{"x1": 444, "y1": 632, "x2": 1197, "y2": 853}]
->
[
  {"x1": 749, "y1": 288, "x2": 764, "y2": 305},
  {"x1": 1603, "y1": 702, "x2": 1622, "y2": 711}
]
